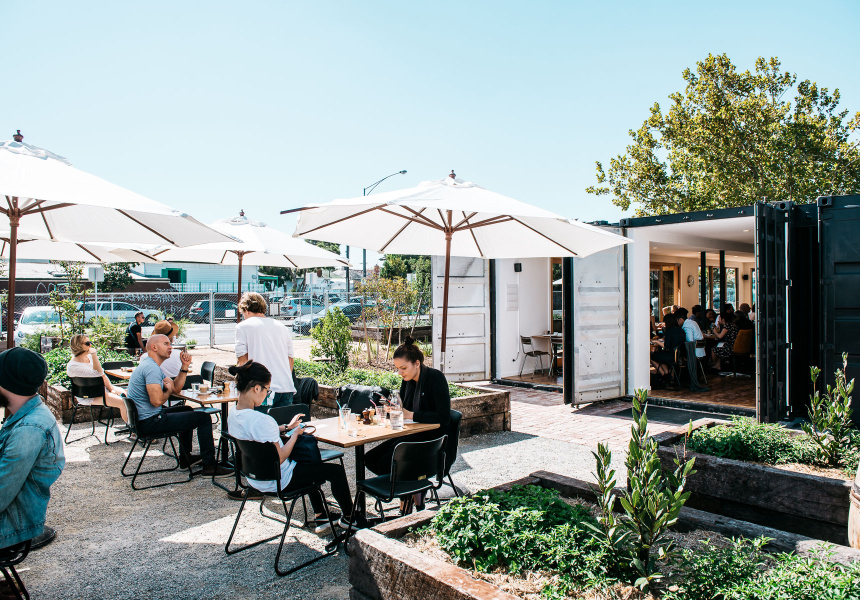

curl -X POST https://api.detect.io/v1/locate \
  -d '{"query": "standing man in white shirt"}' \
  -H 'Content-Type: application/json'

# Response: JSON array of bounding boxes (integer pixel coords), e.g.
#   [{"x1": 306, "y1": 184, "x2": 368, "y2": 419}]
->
[
  {"x1": 676, "y1": 307, "x2": 709, "y2": 392},
  {"x1": 235, "y1": 292, "x2": 296, "y2": 409}
]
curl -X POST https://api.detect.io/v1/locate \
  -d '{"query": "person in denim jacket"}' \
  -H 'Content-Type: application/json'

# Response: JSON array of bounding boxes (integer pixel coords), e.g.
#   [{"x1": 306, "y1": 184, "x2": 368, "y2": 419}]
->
[{"x1": 0, "y1": 347, "x2": 65, "y2": 550}]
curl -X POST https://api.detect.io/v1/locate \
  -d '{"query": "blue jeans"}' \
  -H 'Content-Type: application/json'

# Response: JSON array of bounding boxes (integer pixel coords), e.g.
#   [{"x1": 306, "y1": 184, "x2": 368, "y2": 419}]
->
[{"x1": 253, "y1": 392, "x2": 295, "y2": 414}]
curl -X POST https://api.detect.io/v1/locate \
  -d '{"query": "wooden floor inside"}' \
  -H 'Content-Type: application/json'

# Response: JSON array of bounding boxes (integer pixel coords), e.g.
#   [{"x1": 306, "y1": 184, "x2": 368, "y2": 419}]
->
[
  {"x1": 652, "y1": 371, "x2": 755, "y2": 408},
  {"x1": 500, "y1": 373, "x2": 563, "y2": 387}
]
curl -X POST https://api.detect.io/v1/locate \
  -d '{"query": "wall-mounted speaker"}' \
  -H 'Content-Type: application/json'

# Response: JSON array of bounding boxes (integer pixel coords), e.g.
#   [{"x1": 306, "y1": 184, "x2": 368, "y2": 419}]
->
[{"x1": 514, "y1": 263, "x2": 522, "y2": 272}]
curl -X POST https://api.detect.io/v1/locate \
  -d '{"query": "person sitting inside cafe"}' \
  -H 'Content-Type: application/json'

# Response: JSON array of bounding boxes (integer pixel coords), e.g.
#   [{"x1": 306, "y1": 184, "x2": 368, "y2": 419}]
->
[
  {"x1": 365, "y1": 337, "x2": 451, "y2": 513},
  {"x1": 650, "y1": 313, "x2": 685, "y2": 385},
  {"x1": 126, "y1": 335, "x2": 230, "y2": 476},
  {"x1": 66, "y1": 334, "x2": 129, "y2": 423},
  {"x1": 139, "y1": 320, "x2": 182, "y2": 378},
  {"x1": 711, "y1": 312, "x2": 742, "y2": 371},
  {"x1": 225, "y1": 361, "x2": 366, "y2": 532},
  {"x1": 124, "y1": 312, "x2": 145, "y2": 354}
]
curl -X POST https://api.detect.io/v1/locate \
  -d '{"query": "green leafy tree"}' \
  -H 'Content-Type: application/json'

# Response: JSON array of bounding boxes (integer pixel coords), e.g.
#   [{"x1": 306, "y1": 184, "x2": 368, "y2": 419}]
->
[
  {"x1": 49, "y1": 261, "x2": 87, "y2": 340},
  {"x1": 305, "y1": 239, "x2": 340, "y2": 255},
  {"x1": 380, "y1": 255, "x2": 409, "y2": 279},
  {"x1": 100, "y1": 262, "x2": 138, "y2": 292},
  {"x1": 587, "y1": 54, "x2": 860, "y2": 215},
  {"x1": 802, "y1": 353, "x2": 857, "y2": 467},
  {"x1": 310, "y1": 307, "x2": 353, "y2": 372}
]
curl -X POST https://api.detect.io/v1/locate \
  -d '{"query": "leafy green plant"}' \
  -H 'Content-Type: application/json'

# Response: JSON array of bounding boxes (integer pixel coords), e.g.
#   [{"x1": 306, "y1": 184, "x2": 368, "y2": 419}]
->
[
  {"x1": 590, "y1": 388, "x2": 696, "y2": 592},
  {"x1": 801, "y1": 353, "x2": 858, "y2": 467},
  {"x1": 18, "y1": 331, "x2": 53, "y2": 352},
  {"x1": 87, "y1": 316, "x2": 126, "y2": 350},
  {"x1": 48, "y1": 261, "x2": 87, "y2": 341},
  {"x1": 100, "y1": 262, "x2": 138, "y2": 292},
  {"x1": 310, "y1": 307, "x2": 352, "y2": 372},
  {"x1": 293, "y1": 357, "x2": 472, "y2": 398},
  {"x1": 663, "y1": 537, "x2": 769, "y2": 600},
  {"x1": 688, "y1": 417, "x2": 815, "y2": 465},
  {"x1": 43, "y1": 346, "x2": 132, "y2": 388}
]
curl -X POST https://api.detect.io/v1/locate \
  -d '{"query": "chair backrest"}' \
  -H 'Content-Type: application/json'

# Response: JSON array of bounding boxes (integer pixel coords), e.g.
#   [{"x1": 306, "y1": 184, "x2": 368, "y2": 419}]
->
[
  {"x1": 520, "y1": 336, "x2": 533, "y2": 350},
  {"x1": 122, "y1": 396, "x2": 141, "y2": 433},
  {"x1": 102, "y1": 360, "x2": 135, "y2": 371},
  {"x1": 443, "y1": 410, "x2": 462, "y2": 475},
  {"x1": 182, "y1": 374, "x2": 204, "y2": 390},
  {"x1": 733, "y1": 329, "x2": 754, "y2": 355},
  {"x1": 268, "y1": 403, "x2": 311, "y2": 425},
  {"x1": 337, "y1": 384, "x2": 388, "y2": 413},
  {"x1": 69, "y1": 376, "x2": 105, "y2": 402},
  {"x1": 201, "y1": 361, "x2": 216, "y2": 384},
  {"x1": 233, "y1": 438, "x2": 282, "y2": 486},
  {"x1": 390, "y1": 435, "x2": 447, "y2": 486}
]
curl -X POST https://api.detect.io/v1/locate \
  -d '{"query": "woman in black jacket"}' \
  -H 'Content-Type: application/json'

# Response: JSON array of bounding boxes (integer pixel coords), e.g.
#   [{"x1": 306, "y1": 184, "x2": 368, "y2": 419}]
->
[{"x1": 364, "y1": 337, "x2": 451, "y2": 512}]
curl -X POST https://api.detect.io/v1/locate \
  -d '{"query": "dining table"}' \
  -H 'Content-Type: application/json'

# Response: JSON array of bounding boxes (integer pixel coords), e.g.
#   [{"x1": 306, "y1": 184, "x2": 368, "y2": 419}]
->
[
  {"x1": 531, "y1": 334, "x2": 563, "y2": 376},
  {"x1": 172, "y1": 386, "x2": 239, "y2": 489},
  {"x1": 104, "y1": 367, "x2": 137, "y2": 380},
  {"x1": 312, "y1": 416, "x2": 440, "y2": 518}
]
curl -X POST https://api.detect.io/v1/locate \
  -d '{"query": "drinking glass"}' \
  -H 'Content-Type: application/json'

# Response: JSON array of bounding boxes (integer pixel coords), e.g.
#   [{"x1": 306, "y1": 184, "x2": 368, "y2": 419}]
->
[
  {"x1": 347, "y1": 421, "x2": 358, "y2": 437},
  {"x1": 339, "y1": 406, "x2": 351, "y2": 430},
  {"x1": 191, "y1": 383, "x2": 200, "y2": 393}
]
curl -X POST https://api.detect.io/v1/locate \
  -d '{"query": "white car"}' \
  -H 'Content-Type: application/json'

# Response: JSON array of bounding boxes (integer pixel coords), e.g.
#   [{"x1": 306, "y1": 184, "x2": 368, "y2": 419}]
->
[
  {"x1": 14, "y1": 307, "x2": 62, "y2": 346},
  {"x1": 77, "y1": 301, "x2": 163, "y2": 325}
]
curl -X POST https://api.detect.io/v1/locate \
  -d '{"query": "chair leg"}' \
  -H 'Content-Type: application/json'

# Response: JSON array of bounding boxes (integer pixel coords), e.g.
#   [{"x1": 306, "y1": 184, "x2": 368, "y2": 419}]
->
[
  {"x1": 448, "y1": 474, "x2": 461, "y2": 497},
  {"x1": 275, "y1": 489, "x2": 339, "y2": 576},
  {"x1": 225, "y1": 494, "x2": 280, "y2": 555},
  {"x1": 121, "y1": 437, "x2": 141, "y2": 477},
  {"x1": 518, "y1": 354, "x2": 526, "y2": 377},
  {"x1": 89, "y1": 406, "x2": 96, "y2": 438},
  {"x1": 342, "y1": 489, "x2": 365, "y2": 556},
  {"x1": 0, "y1": 564, "x2": 28, "y2": 600},
  {"x1": 63, "y1": 404, "x2": 80, "y2": 443},
  {"x1": 129, "y1": 437, "x2": 187, "y2": 491}
]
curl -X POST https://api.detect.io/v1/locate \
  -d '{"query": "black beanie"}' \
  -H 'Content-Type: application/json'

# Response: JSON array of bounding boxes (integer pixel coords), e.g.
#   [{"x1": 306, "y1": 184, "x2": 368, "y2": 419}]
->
[{"x1": 0, "y1": 347, "x2": 48, "y2": 397}]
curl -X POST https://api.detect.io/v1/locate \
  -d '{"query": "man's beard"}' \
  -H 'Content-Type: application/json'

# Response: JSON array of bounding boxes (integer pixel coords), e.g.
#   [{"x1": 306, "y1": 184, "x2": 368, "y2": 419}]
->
[{"x1": 0, "y1": 390, "x2": 9, "y2": 409}]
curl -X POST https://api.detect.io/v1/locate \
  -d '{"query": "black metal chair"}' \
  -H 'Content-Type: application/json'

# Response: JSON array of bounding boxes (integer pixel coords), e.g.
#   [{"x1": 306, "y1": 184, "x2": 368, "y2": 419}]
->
[
  {"x1": 268, "y1": 404, "x2": 346, "y2": 523},
  {"x1": 436, "y1": 410, "x2": 463, "y2": 499},
  {"x1": 66, "y1": 376, "x2": 117, "y2": 444},
  {"x1": 120, "y1": 397, "x2": 195, "y2": 490},
  {"x1": 180, "y1": 374, "x2": 221, "y2": 423},
  {"x1": 225, "y1": 437, "x2": 339, "y2": 576},
  {"x1": 335, "y1": 384, "x2": 389, "y2": 413},
  {"x1": 519, "y1": 336, "x2": 549, "y2": 378},
  {"x1": 102, "y1": 360, "x2": 135, "y2": 371},
  {"x1": 201, "y1": 361, "x2": 216, "y2": 385},
  {"x1": 0, "y1": 540, "x2": 31, "y2": 600},
  {"x1": 343, "y1": 436, "x2": 447, "y2": 546}
]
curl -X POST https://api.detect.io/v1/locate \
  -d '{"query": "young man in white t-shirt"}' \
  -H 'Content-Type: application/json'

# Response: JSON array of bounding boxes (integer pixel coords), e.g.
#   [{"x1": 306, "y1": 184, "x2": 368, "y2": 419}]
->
[{"x1": 235, "y1": 293, "x2": 297, "y2": 409}]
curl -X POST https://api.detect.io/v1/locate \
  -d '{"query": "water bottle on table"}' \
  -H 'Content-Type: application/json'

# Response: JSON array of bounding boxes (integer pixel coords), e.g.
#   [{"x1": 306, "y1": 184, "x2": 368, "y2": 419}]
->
[{"x1": 389, "y1": 390, "x2": 403, "y2": 430}]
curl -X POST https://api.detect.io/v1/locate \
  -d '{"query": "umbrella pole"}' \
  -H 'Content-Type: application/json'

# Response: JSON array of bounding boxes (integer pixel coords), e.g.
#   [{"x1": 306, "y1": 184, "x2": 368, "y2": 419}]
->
[
  {"x1": 440, "y1": 223, "x2": 453, "y2": 372},
  {"x1": 236, "y1": 252, "x2": 243, "y2": 323},
  {"x1": 6, "y1": 206, "x2": 19, "y2": 349}
]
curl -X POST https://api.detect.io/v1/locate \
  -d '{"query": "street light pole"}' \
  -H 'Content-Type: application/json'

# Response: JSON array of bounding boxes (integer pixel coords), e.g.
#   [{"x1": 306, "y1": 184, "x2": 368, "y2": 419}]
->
[{"x1": 357, "y1": 170, "x2": 407, "y2": 279}]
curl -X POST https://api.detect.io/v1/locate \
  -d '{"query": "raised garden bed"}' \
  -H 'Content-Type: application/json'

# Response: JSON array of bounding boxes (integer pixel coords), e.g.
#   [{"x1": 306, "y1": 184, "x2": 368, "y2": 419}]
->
[
  {"x1": 312, "y1": 383, "x2": 510, "y2": 438},
  {"x1": 39, "y1": 382, "x2": 118, "y2": 424},
  {"x1": 655, "y1": 419, "x2": 854, "y2": 545},
  {"x1": 349, "y1": 471, "x2": 860, "y2": 600}
]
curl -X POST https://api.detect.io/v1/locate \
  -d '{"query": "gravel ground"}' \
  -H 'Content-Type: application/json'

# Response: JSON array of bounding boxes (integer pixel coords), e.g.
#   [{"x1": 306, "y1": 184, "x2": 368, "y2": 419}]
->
[{"x1": 23, "y1": 423, "x2": 623, "y2": 600}]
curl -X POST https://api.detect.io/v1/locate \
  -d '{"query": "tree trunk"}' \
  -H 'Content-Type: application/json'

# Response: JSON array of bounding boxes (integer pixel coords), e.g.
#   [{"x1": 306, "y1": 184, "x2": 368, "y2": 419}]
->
[{"x1": 385, "y1": 303, "x2": 398, "y2": 361}]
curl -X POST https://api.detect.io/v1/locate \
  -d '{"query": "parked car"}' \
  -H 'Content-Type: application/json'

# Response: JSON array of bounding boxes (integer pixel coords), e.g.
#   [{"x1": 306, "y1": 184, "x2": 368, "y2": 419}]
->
[
  {"x1": 78, "y1": 301, "x2": 163, "y2": 325},
  {"x1": 291, "y1": 302, "x2": 362, "y2": 336},
  {"x1": 188, "y1": 299, "x2": 240, "y2": 323},
  {"x1": 281, "y1": 297, "x2": 325, "y2": 317},
  {"x1": 14, "y1": 307, "x2": 62, "y2": 346}
]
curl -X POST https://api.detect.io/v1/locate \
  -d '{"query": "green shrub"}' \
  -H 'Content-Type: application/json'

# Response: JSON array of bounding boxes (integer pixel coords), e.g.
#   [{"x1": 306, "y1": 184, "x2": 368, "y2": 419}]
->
[
  {"x1": 688, "y1": 417, "x2": 816, "y2": 465},
  {"x1": 729, "y1": 550, "x2": 860, "y2": 600},
  {"x1": 87, "y1": 317, "x2": 126, "y2": 350},
  {"x1": 293, "y1": 357, "x2": 472, "y2": 398},
  {"x1": 802, "y1": 353, "x2": 858, "y2": 468},
  {"x1": 430, "y1": 485, "x2": 606, "y2": 583},
  {"x1": 310, "y1": 307, "x2": 352, "y2": 372},
  {"x1": 43, "y1": 346, "x2": 133, "y2": 389},
  {"x1": 663, "y1": 537, "x2": 769, "y2": 600}
]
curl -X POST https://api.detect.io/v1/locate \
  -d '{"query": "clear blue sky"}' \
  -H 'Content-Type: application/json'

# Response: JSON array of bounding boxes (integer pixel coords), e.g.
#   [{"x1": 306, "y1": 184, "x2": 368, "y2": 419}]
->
[{"x1": 2, "y1": 1, "x2": 859, "y2": 267}]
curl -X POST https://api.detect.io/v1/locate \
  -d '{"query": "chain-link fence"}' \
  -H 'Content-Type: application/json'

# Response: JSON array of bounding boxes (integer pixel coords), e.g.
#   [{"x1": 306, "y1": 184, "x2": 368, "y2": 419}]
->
[{"x1": 8, "y1": 289, "x2": 432, "y2": 349}]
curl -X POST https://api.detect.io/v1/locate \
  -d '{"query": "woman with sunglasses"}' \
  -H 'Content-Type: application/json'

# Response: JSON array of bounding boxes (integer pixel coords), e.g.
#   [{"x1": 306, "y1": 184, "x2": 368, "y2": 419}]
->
[
  {"x1": 226, "y1": 361, "x2": 367, "y2": 533},
  {"x1": 66, "y1": 334, "x2": 128, "y2": 422}
]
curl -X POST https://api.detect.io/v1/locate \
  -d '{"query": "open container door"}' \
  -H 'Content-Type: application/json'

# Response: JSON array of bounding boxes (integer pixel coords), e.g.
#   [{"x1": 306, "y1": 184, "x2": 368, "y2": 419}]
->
[
  {"x1": 818, "y1": 194, "x2": 860, "y2": 424},
  {"x1": 432, "y1": 256, "x2": 491, "y2": 382},
  {"x1": 566, "y1": 243, "x2": 626, "y2": 405},
  {"x1": 755, "y1": 202, "x2": 789, "y2": 422}
]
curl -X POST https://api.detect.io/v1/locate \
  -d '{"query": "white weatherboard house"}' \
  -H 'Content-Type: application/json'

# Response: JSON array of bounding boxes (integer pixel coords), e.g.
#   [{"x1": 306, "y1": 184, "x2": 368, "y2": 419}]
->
[
  {"x1": 434, "y1": 195, "x2": 860, "y2": 425},
  {"x1": 136, "y1": 262, "x2": 264, "y2": 292}
]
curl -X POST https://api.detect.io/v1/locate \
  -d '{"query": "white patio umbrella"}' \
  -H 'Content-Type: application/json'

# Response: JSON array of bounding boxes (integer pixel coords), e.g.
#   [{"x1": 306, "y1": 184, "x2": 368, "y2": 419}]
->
[
  {"x1": 152, "y1": 211, "x2": 349, "y2": 310},
  {"x1": 0, "y1": 236, "x2": 161, "y2": 263},
  {"x1": 0, "y1": 135, "x2": 235, "y2": 345},
  {"x1": 285, "y1": 173, "x2": 631, "y2": 366}
]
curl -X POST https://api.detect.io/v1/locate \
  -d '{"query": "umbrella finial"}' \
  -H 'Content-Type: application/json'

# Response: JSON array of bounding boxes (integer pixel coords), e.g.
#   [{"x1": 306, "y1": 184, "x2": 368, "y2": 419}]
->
[
  {"x1": 449, "y1": 170, "x2": 456, "y2": 179},
  {"x1": 12, "y1": 130, "x2": 23, "y2": 143}
]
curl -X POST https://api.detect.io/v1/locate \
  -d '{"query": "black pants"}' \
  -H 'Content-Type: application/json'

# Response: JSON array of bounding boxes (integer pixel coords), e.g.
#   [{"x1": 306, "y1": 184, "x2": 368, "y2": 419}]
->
[
  {"x1": 137, "y1": 406, "x2": 216, "y2": 465},
  {"x1": 285, "y1": 462, "x2": 353, "y2": 516},
  {"x1": 364, "y1": 430, "x2": 443, "y2": 476}
]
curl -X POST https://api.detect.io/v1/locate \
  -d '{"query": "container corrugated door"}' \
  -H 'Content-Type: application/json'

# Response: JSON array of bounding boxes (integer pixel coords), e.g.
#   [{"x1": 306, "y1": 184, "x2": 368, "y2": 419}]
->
[
  {"x1": 431, "y1": 256, "x2": 490, "y2": 382},
  {"x1": 572, "y1": 244, "x2": 626, "y2": 404},
  {"x1": 755, "y1": 202, "x2": 789, "y2": 422},
  {"x1": 818, "y1": 194, "x2": 860, "y2": 425}
]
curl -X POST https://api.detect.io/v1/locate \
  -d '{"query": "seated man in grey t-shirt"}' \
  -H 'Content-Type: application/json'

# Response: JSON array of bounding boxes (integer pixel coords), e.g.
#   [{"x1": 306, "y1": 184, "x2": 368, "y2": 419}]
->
[{"x1": 126, "y1": 335, "x2": 229, "y2": 476}]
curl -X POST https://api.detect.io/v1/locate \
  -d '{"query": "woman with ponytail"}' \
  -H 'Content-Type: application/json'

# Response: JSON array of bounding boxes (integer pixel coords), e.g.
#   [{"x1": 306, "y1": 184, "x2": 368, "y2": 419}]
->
[
  {"x1": 226, "y1": 361, "x2": 365, "y2": 532},
  {"x1": 364, "y1": 337, "x2": 451, "y2": 511}
]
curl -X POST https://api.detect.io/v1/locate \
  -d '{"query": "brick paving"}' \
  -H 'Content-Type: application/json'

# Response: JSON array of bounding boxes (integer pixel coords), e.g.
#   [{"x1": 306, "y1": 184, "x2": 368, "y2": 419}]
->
[{"x1": 486, "y1": 385, "x2": 686, "y2": 451}]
